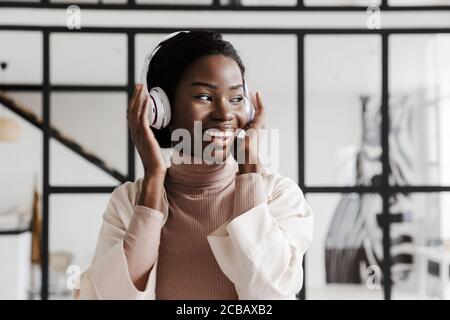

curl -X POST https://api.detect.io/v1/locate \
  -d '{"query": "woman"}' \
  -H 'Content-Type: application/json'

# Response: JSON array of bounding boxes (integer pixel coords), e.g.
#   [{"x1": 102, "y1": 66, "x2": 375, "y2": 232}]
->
[{"x1": 76, "y1": 30, "x2": 313, "y2": 300}]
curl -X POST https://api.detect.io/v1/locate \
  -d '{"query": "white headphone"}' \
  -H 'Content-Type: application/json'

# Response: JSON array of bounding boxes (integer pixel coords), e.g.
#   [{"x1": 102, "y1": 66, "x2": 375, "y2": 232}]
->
[{"x1": 139, "y1": 30, "x2": 255, "y2": 130}]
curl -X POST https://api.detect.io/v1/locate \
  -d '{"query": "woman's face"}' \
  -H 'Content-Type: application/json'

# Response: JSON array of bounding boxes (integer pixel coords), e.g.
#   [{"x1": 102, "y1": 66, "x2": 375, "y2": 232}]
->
[{"x1": 169, "y1": 54, "x2": 248, "y2": 162}]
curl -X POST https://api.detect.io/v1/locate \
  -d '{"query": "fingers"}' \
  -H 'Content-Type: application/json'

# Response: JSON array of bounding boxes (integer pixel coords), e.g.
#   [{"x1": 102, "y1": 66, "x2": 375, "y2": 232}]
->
[
  {"x1": 250, "y1": 91, "x2": 257, "y2": 108},
  {"x1": 136, "y1": 91, "x2": 148, "y2": 127},
  {"x1": 128, "y1": 84, "x2": 142, "y2": 116},
  {"x1": 128, "y1": 86, "x2": 138, "y2": 114},
  {"x1": 140, "y1": 94, "x2": 151, "y2": 130},
  {"x1": 128, "y1": 86, "x2": 140, "y2": 140},
  {"x1": 132, "y1": 92, "x2": 143, "y2": 134},
  {"x1": 130, "y1": 84, "x2": 140, "y2": 105},
  {"x1": 129, "y1": 84, "x2": 148, "y2": 125},
  {"x1": 128, "y1": 84, "x2": 152, "y2": 146},
  {"x1": 249, "y1": 90, "x2": 265, "y2": 129}
]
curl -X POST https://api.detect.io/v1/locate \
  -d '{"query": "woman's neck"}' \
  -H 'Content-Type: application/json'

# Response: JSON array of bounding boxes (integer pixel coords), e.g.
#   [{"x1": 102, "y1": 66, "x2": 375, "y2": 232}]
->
[{"x1": 166, "y1": 151, "x2": 238, "y2": 187}]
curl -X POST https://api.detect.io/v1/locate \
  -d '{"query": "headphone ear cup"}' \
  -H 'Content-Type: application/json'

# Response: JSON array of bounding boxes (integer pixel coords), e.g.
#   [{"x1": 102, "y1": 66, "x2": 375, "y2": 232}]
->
[{"x1": 149, "y1": 87, "x2": 171, "y2": 129}]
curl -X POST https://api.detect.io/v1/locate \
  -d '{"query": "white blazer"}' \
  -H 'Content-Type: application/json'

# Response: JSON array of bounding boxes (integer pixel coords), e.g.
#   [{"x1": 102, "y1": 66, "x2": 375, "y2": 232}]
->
[{"x1": 75, "y1": 166, "x2": 313, "y2": 300}]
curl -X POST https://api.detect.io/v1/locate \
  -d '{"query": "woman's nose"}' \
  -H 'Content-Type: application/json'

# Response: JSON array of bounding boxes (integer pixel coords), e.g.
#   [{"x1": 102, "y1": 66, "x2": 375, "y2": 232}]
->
[{"x1": 210, "y1": 99, "x2": 233, "y2": 121}]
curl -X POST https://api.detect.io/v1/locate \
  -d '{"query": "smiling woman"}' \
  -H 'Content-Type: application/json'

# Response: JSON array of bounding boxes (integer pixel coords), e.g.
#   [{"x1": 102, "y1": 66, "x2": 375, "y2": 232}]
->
[{"x1": 76, "y1": 30, "x2": 313, "y2": 300}]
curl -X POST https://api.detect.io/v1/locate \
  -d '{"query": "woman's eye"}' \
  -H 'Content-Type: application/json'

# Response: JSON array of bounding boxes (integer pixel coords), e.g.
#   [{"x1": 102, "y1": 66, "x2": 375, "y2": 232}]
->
[
  {"x1": 195, "y1": 95, "x2": 243, "y2": 103},
  {"x1": 195, "y1": 94, "x2": 211, "y2": 101}
]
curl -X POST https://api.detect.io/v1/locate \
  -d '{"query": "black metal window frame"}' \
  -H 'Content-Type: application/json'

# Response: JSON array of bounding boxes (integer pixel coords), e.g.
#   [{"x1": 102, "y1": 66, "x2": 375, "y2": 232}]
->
[
  {"x1": 1, "y1": 24, "x2": 450, "y2": 301},
  {"x1": 1, "y1": 0, "x2": 450, "y2": 11}
]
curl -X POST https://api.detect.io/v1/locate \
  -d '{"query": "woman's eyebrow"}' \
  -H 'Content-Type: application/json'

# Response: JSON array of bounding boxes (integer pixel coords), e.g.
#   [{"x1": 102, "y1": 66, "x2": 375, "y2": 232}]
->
[{"x1": 190, "y1": 81, "x2": 243, "y2": 90}]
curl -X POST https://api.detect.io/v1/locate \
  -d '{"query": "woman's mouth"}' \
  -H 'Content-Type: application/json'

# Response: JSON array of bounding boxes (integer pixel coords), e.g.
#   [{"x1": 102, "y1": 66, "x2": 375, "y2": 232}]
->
[{"x1": 203, "y1": 129, "x2": 234, "y2": 147}]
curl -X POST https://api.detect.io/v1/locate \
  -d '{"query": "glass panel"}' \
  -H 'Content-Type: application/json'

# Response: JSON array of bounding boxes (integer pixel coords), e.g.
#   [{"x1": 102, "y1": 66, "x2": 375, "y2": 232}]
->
[
  {"x1": 0, "y1": 232, "x2": 34, "y2": 299},
  {"x1": 390, "y1": 193, "x2": 450, "y2": 300},
  {"x1": 304, "y1": 0, "x2": 381, "y2": 5},
  {"x1": 306, "y1": 193, "x2": 384, "y2": 299},
  {"x1": 305, "y1": 35, "x2": 382, "y2": 187},
  {"x1": 50, "y1": 92, "x2": 128, "y2": 186},
  {"x1": 0, "y1": 104, "x2": 42, "y2": 220},
  {"x1": 50, "y1": 33, "x2": 127, "y2": 85},
  {"x1": 51, "y1": 0, "x2": 127, "y2": 3},
  {"x1": 389, "y1": 0, "x2": 450, "y2": 6},
  {"x1": 2, "y1": 91, "x2": 42, "y2": 120},
  {"x1": 49, "y1": 194, "x2": 110, "y2": 299},
  {"x1": 0, "y1": 0, "x2": 40, "y2": 2},
  {"x1": 0, "y1": 93, "x2": 43, "y2": 299},
  {"x1": 0, "y1": 31, "x2": 42, "y2": 84},
  {"x1": 389, "y1": 34, "x2": 450, "y2": 186},
  {"x1": 50, "y1": 0, "x2": 128, "y2": 4},
  {"x1": 136, "y1": 0, "x2": 212, "y2": 4},
  {"x1": 220, "y1": 0, "x2": 297, "y2": 6}
]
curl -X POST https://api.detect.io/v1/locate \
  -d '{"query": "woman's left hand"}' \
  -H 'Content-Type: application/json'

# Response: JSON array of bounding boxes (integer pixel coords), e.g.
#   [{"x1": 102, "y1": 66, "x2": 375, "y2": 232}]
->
[{"x1": 234, "y1": 90, "x2": 266, "y2": 175}]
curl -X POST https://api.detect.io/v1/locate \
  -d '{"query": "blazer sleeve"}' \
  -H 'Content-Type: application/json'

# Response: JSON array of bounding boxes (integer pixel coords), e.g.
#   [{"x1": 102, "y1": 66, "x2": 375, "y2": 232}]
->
[
  {"x1": 207, "y1": 173, "x2": 313, "y2": 300},
  {"x1": 76, "y1": 181, "x2": 164, "y2": 300}
]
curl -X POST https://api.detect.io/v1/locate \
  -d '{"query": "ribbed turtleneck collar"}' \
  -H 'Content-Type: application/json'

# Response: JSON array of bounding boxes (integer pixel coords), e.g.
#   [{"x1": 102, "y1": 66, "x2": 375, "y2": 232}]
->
[{"x1": 166, "y1": 152, "x2": 239, "y2": 188}]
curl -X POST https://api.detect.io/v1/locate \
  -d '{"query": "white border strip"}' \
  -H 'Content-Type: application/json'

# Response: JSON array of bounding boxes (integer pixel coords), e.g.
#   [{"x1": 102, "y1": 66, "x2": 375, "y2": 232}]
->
[{"x1": 1, "y1": 8, "x2": 450, "y2": 29}]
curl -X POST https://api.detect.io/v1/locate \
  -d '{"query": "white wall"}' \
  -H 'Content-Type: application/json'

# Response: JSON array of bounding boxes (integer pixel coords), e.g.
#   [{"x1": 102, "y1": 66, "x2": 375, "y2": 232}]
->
[{"x1": 305, "y1": 34, "x2": 381, "y2": 187}]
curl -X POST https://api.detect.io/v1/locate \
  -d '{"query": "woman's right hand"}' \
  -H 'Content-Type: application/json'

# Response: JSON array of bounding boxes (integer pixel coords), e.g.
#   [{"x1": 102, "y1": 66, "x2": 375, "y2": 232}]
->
[
  {"x1": 128, "y1": 83, "x2": 167, "y2": 179},
  {"x1": 128, "y1": 84, "x2": 167, "y2": 211}
]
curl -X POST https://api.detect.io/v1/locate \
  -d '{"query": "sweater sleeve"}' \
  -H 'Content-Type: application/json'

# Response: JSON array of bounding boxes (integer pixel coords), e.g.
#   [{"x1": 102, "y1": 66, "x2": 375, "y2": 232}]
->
[
  {"x1": 207, "y1": 174, "x2": 313, "y2": 300},
  {"x1": 77, "y1": 182, "x2": 166, "y2": 299},
  {"x1": 232, "y1": 173, "x2": 266, "y2": 217},
  {"x1": 123, "y1": 205, "x2": 164, "y2": 291}
]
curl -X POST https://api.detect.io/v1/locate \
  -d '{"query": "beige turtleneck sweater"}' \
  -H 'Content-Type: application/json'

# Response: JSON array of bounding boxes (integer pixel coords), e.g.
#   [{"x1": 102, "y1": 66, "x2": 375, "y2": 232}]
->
[{"x1": 123, "y1": 155, "x2": 265, "y2": 300}]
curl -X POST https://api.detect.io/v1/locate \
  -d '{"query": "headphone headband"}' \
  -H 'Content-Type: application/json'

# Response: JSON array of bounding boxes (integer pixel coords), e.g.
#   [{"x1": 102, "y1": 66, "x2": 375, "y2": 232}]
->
[{"x1": 140, "y1": 31, "x2": 190, "y2": 90}]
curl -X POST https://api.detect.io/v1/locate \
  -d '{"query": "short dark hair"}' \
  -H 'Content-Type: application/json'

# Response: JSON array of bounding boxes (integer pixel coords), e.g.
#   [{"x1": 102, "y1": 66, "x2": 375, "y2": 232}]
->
[{"x1": 146, "y1": 30, "x2": 246, "y2": 148}]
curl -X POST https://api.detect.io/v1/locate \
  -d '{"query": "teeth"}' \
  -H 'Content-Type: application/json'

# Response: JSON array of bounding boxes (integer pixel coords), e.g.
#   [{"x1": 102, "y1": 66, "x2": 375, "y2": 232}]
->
[{"x1": 204, "y1": 129, "x2": 233, "y2": 138}]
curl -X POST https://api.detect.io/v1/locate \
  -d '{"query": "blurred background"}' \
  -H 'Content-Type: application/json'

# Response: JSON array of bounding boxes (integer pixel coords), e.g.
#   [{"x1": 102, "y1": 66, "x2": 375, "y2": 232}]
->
[{"x1": 0, "y1": 0, "x2": 450, "y2": 300}]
